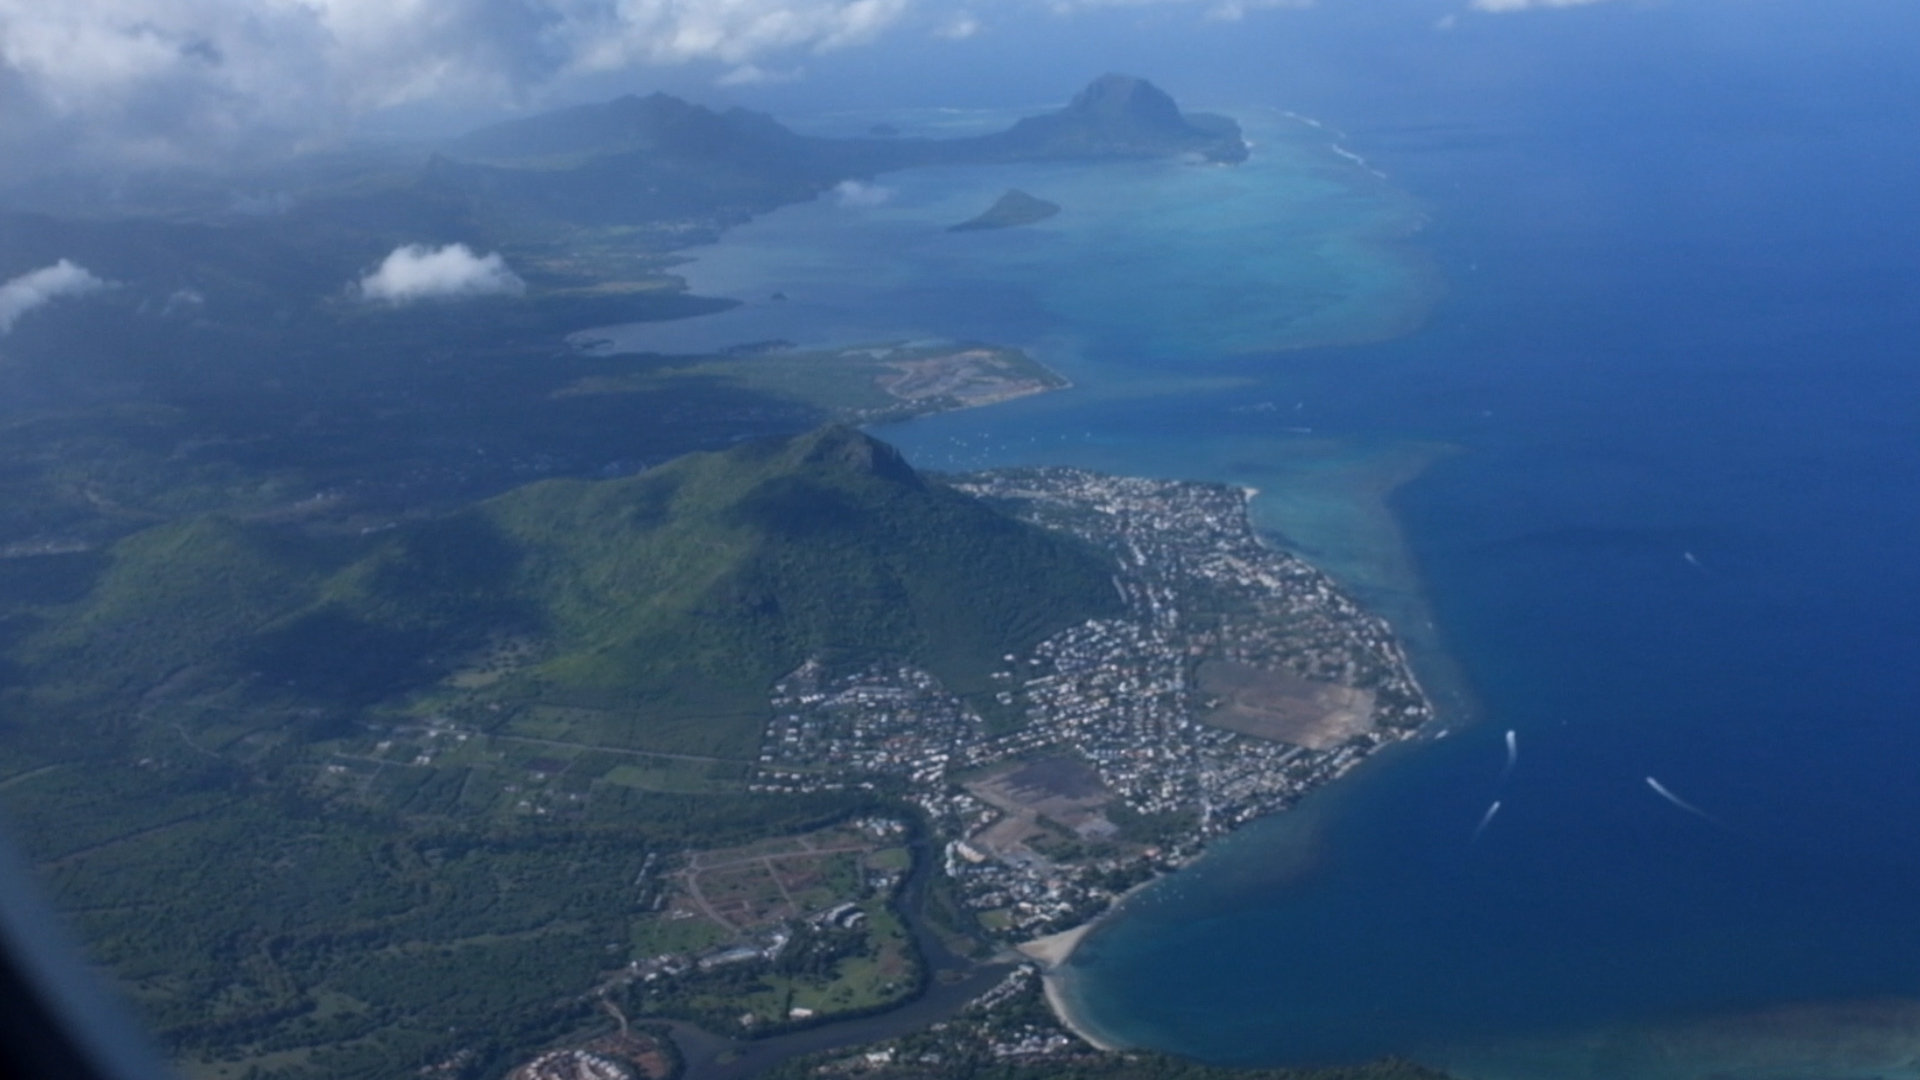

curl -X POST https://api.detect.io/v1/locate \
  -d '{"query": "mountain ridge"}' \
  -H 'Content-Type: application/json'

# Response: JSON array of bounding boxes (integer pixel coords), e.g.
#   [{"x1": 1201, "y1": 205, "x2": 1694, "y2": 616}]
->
[
  {"x1": 17, "y1": 424, "x2": 1124, "y2": 756},
  {"x1": 427, "y1": 75, "x2": 1247, "y2": 226}
]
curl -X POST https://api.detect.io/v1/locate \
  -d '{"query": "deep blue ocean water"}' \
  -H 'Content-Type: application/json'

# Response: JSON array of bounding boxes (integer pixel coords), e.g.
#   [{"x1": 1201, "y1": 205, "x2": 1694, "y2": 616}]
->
[{"x1": 603, "y1": 9, "x2": 1920, "y2": 1072}]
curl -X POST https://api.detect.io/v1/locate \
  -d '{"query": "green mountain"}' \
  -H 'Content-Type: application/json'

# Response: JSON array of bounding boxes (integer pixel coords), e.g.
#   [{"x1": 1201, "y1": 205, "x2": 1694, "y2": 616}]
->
[{"x1": 19, "y1": 425, "x2": 1123, "y2": 756}]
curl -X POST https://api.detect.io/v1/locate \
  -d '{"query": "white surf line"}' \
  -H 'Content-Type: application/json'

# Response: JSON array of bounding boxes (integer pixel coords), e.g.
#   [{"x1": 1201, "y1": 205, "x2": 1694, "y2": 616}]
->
[
  {"x1": 1329, "y1": 144, "x2": 1389, "y2": 181},
  {"x1": 1646, "y1": 776, "x2": 1723, "y2": 828},
  {"x1": 1470, "y1": 800, "x2": 1502, "y2": 846}
]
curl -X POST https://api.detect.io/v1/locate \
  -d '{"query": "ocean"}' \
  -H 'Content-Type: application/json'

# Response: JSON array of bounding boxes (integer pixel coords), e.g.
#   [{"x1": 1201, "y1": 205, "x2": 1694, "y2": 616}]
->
[{"x1": 597, "y1": 18, "x2": 1920, "y2": 1075}]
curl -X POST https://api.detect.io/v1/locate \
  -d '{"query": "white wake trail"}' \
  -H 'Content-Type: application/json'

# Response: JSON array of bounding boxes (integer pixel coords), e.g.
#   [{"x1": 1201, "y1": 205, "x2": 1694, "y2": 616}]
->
[
  {"x1": 1470, "y1": 800, "x2": 1502, "y2": 846},
  {"x1": 1502, "y1": 729, "x2": 1518, "y2": 780},
  {"x1": 1646, "y1": 776, "x2": 1723, "y2": 827}
]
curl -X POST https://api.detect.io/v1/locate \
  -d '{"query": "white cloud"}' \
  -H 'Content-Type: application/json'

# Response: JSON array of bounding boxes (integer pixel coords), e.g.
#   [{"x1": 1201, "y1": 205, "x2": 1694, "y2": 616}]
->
[
  {"x1": 934, "y1": 12, "x2": 979, "y2": 39},
  {"x1": 832, "y1": 179, "x2": 892, "y2": 207},
  {"x1": 356, "y1": 244, "x2": 525, "y2": 304},
  {"x1": 1468, "y1": 0, "x2": 1617, "y2": 11},
  {"x1": 564, "y1": 0, "x2": 912, "y2": 70},
  {"x1": 717, "y1": 62, "x2": 803, "y2": 86},
  {"x1": 0, "y1": 0, "x2": 1358, "y2": 172},
  {"x1": 0, "y1": 0, "x2": 915, "y2": 171},
  {"x1": 0, "y1": 260, "x2": 107, "y2": 334},
  {"x1": 1203, "y1": 0, "x2": 1310, "y2": 21}
]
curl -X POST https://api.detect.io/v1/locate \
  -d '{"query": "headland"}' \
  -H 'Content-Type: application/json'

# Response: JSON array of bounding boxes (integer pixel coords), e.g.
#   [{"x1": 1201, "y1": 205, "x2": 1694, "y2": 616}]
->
[{"x1": 743, "y1": 465, "x2": 1434, "y2": 1059}]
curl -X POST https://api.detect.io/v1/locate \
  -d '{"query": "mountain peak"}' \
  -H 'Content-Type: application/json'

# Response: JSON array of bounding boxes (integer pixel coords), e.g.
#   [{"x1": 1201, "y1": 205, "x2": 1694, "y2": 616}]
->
[
  {"x1": 780, "y1": 423, "x2": 926, "y2": 489},
  {"x1": 980, "y1": 74, "x2": 1249, "y2": 164},
  {"x1": 1064, "y1": 74, "x2": 1187, "y2": 130}
]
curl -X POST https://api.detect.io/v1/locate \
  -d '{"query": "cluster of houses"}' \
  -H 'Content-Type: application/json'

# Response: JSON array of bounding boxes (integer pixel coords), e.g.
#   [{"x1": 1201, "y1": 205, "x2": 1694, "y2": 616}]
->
[
  {"x1": 754, "y1": 661, "x2": 984, "y2": 791},
  {"x1": 738, "y1": 469, "x2": 1434, "y2": 941}
]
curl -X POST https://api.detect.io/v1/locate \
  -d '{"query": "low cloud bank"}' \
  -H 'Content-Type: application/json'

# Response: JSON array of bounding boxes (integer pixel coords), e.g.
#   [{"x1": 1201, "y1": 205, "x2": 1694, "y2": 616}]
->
[
  {"x1": 0, "y1": 0, "x2": 912, "y2": 173},
  {"x1": 357, "y1": 244, "x2": 525, "y2": 305},
  {"x1": 0, "y1": 260, "x2": 107, "y2": 334},
  {"x1": 833, "y1": 180, "x2": 893, "y2": 207}
]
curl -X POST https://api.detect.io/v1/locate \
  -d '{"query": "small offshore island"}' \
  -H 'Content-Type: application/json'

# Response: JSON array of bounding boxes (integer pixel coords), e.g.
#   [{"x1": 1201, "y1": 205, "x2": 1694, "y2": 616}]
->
[{"x1": 948, "y1": 189, "x2": 1062, "y2": 232}]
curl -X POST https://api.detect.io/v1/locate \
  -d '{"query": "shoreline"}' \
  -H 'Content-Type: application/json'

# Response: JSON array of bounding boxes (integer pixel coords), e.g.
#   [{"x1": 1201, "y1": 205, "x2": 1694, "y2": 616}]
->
[
  {"x1": 1016, "y1": 923, "x2": 1124, "y2": 1052},
  {"x1": 1043, "y1": 968, "x2": 1124, "y2": 1052},
  {"x1": 940, "y1": 471, "x2": 1449, "y2": 1056},
  {"x1": 1014, "y1": 866, "x2": 1182, "y2": 1052}
]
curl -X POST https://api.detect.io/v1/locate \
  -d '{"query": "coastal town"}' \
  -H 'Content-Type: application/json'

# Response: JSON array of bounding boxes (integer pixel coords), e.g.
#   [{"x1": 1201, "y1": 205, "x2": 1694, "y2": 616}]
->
[
  {"x1": 508, "y1": 468, "x2": 1437, "y2": 1078},
  {"x1": 748, "y1": 468, "x2": 1433, "y2": 941}
]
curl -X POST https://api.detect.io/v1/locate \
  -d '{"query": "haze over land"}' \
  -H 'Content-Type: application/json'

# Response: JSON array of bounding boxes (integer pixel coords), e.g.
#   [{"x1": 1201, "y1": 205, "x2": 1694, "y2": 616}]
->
[{"x1": 7, "y1": 3, "x2": 1920, "y2": 1080}]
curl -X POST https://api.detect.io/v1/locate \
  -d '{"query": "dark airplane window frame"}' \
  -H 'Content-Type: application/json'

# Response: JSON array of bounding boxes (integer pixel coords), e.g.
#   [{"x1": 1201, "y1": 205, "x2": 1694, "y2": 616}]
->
[{"x1": 0, "y1": 834, "x2": 168, "y2": 1080}]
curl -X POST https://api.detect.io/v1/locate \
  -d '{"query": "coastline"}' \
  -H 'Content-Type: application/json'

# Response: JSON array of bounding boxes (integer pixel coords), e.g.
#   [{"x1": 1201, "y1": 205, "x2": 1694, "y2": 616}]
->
[
  {"x1": 931, "y1": 470, "x2": 1447, "y2": 1057},
  {"x1": 1016, "y1": 922, "x2": 1094, "y2": 969},
  {"x1": 1017, "y1": 923, "x2": 1124, "y2": 1052},
  {"x1": 1043, "y1": 968, "x2": 1124, "y2": 1053}
]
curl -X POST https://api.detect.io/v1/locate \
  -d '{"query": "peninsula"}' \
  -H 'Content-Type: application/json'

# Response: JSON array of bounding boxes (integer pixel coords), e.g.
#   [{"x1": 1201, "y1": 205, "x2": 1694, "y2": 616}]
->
[{"x1": 621, "y1": 463, "x2": 1435, "y2": 1073}]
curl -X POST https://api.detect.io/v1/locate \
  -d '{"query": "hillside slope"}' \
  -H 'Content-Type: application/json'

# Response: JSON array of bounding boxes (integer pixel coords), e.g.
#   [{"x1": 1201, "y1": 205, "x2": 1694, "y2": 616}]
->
[{"x1": 16, "y1": 425, "x2": 1122, "y2": 756}]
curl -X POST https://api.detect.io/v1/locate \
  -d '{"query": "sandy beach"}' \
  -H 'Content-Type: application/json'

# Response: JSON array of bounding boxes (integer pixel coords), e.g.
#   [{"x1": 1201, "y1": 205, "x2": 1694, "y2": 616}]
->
[
  {"x1": 1017, "y1": 923, "x2": 1125, "y2": 1051},
  {"x1": 1016, "y1": 923, "x2": 1094, "y2": 970}
]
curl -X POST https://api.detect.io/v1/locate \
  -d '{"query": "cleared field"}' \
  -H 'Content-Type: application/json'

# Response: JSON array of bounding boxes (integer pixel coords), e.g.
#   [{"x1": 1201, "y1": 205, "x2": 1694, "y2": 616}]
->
[
  {"x1": 966, "y1": 754, "x2": 1116, "y2": 843},
  {"x1": 1196, "y1": 660, "x2": 1375, "y2": 750}
]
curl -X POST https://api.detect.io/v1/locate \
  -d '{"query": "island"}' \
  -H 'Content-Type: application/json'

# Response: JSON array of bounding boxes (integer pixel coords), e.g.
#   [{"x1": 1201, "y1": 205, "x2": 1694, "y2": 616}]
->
[{"x1": 948, "y1": 189, "x2": 1062, "y2": 233}]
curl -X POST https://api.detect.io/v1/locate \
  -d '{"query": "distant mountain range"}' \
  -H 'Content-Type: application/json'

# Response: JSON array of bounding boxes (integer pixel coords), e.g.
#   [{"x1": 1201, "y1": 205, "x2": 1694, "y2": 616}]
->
[
  {"x1": 0, "y1": 75, "x2": 1231, "y2": 668},
  {"x1": 427, "y1": 73, "x2": 1247, "y2": 226}
]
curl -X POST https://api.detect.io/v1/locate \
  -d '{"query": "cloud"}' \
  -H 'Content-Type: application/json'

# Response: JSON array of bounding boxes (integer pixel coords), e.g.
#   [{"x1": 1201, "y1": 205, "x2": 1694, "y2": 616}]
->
[
  {"x1": 1468, "y1": 0, "x2": 1617, "y2": 11},
  {"x1": 356, "y1": 244, "x2": 525, "y2": 304},
  {"x1": 0, "y1": 0, "x2": 914, "y2": 172},
  {"x1": 0, "y1": 0, "x2": 1353, "y2": 173},
  {"x1": 832, "y1": 180, "x2": 892, "y2": 207},
  {"x1": 934, "y1": 12, "x2": 980, "y2": 39},
  {"x1": 564, "y1": 0, "x2": 912, "y2": 71},
  {"x1": 1202, "y1": 0, "x2": 1311, "y2": 22},
  {"x1": 0, "y1": 260, "x2": 107, "y2": 334},
  {"x1": 1039, "y1": 0, "x2": 1307, "y2": 14},
  {"x1": 716, "y1": 63, "x2": 804, "y2": 86}
]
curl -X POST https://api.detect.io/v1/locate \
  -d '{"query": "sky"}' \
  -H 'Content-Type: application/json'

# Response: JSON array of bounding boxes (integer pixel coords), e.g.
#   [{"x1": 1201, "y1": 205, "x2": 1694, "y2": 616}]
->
[
  {"x1": 6, "y1": 0, "x2": 1920, "y2": 188},
  {"x1": 0, "y1": 0, "x2": 1669, "y2": 177}
]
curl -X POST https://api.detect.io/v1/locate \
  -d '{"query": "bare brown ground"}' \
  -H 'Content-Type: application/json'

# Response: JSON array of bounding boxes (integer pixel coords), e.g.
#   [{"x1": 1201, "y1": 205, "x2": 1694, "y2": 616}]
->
[
  {"x1": 1196, "y1": 660, "x2": 1375, "y2": 750},
  {"x1": 966, "y1": 755, "x2": 1116, "y2": 844}
]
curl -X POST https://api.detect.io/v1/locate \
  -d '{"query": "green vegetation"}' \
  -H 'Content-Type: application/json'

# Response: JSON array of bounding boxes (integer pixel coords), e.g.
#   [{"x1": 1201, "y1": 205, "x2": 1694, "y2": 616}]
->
[
  {"x1": 831, "y1": 1056, "x2": 1459, "y2": 1080},
  {"x1": 3, "y1": 747, "x2": 882, "y2": 1080},
  {"x1": 0, "y1": 76, "x2": 1252, "y2": 1080},
  {"x1": 17, "y1": 424, "x2": 1121, "y2": 757},
  {"x1": 466, "y1": 424, "x2": 1121, "y2": 750},
  {"x1": 626, "y1": 894, "x2": 921, "y2": 1036},
  {"x1": 0, "y1": 427, "x2": 1119, "y2": 1077},
  {"x1": 763, "y1": 975, "x2": 1455, "y2": 1080}
]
